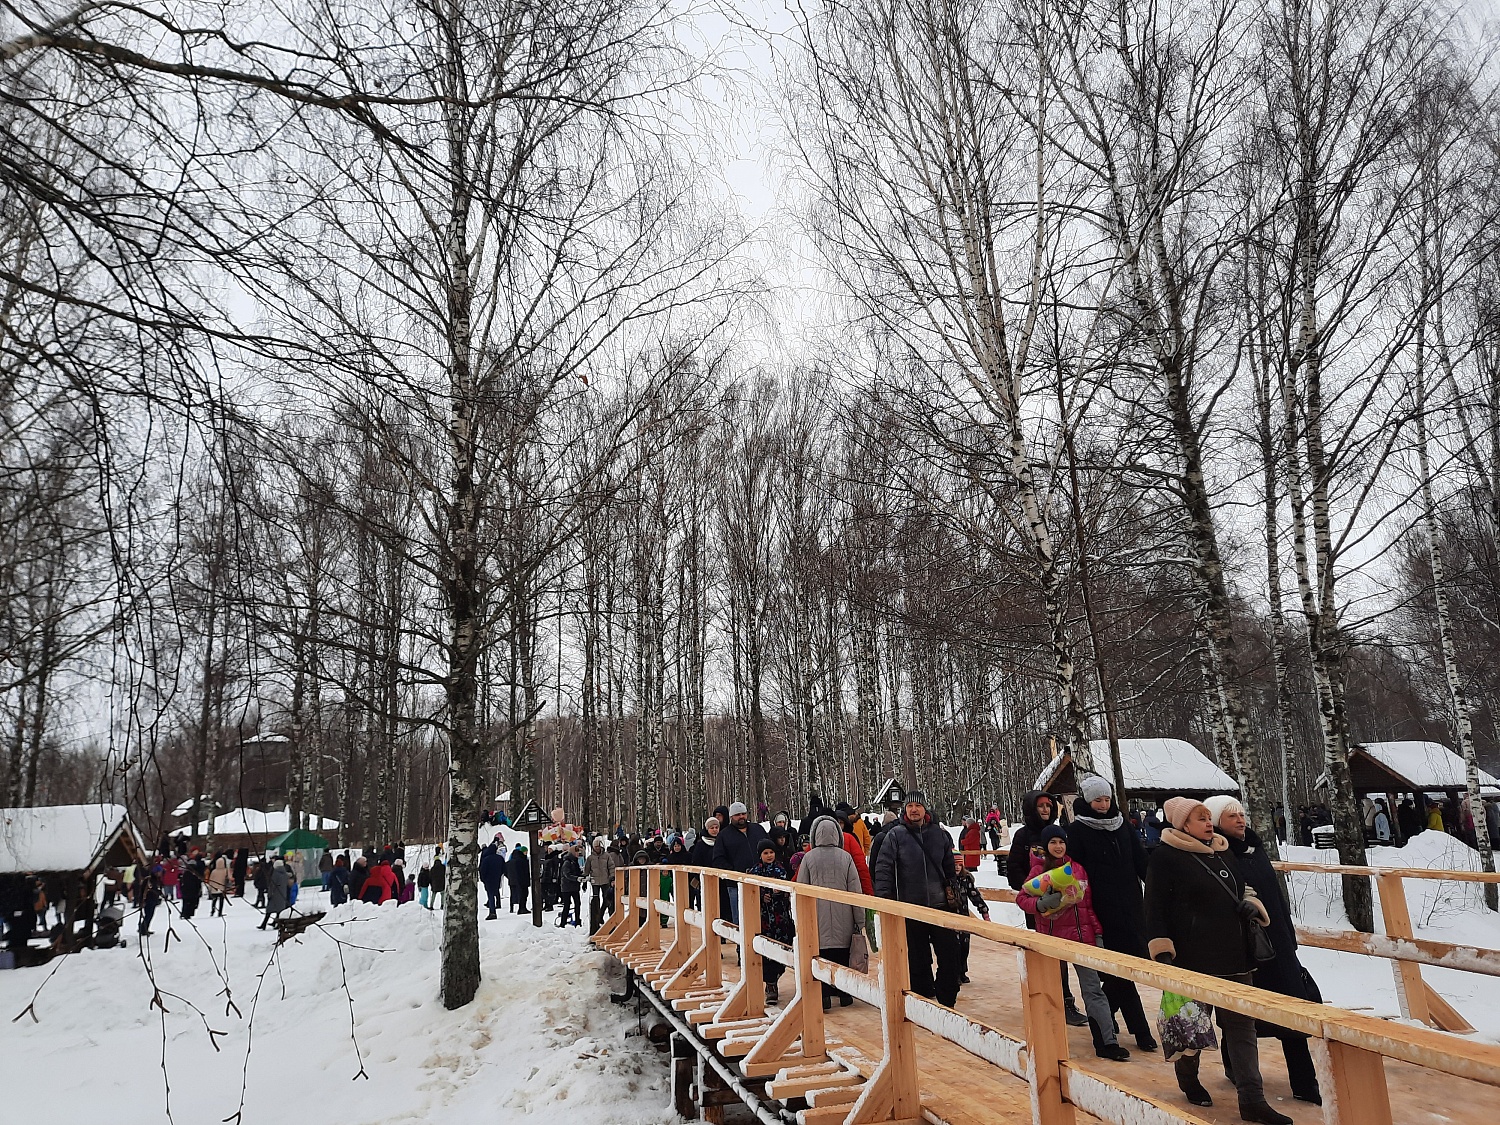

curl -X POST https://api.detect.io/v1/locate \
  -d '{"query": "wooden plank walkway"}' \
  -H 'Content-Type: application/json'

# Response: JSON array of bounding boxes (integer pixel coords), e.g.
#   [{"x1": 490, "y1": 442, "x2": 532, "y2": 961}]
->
[{"x1": 596, "y1": 866, "x2": 1500, "y2": 1125}]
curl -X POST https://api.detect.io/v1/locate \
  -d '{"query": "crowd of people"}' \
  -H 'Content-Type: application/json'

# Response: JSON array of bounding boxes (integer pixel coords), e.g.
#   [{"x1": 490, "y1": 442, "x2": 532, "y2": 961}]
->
[
  {"x1": 5, "y1": 774, "x2": 1482, "y2": 1123},
  {"x1": 577, "y1": 781, "x2": 1341, "y2": 1125}
]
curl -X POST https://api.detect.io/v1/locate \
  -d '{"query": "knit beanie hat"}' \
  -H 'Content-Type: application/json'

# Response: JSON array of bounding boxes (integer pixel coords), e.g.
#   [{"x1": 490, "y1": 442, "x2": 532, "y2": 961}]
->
[
  {"x1": 728, "y1": 801, "x2": 748, "y2": 816},
  {"x1": 1163, "y1": 796, "x2": 1210, "y2": 831},
  {"x1": 1039, "y1": 824, "x2": 1067, "y2": 846},
  {"x1": 1079, "y1": 774, "x2": 1113, "y2": 804},
  {"x1": 904, "y1": 791, "x2": 929, "y2": 810},
  {"x1": 1203, "y1": 795, "x2": 1245, "y2": 827}
]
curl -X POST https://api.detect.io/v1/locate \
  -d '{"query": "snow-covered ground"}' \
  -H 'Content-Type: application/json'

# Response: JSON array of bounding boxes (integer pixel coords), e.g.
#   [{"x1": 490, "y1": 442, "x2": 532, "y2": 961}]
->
[
  {"x1": 0, "y1": 880, "x2": 674, "y2": 1125},
  {"x1": 969, "y1": 827, "x2": 1500, "y2": 1043},
  {"x1": 7, "y1": 823, "x2": 1499, "y2": 1125}
]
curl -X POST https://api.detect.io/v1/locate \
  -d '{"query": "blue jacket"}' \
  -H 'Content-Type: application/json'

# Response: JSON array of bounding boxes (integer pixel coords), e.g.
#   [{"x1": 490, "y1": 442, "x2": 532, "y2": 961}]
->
[{"x1": 479, "y1": 844, "x2": 505, "y2": 886}]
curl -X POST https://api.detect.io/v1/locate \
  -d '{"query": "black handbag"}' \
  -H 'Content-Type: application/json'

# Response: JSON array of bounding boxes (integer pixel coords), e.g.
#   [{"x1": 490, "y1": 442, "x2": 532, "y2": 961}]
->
[{"x1": 1194, "y1": 854, "x2": 1276, "y2": 964}]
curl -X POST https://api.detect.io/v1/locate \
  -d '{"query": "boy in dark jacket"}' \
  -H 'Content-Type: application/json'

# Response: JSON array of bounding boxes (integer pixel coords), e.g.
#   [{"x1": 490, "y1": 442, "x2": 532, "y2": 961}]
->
[
  {"x1": 870, "y1": 792, "x2": 961, "y2": 1007},
  {"x1": 1017, "y1": 826, "x2": 1130, "y2": 1061},
  {"x1": 556, "y1": 845, "x2": 583, "y2": 927},
  {"x1": 1008, "y1": 790, "x2": 1086, "y2": 1025},
  {"x1": 746, "y1": 842, "x2": 795, "y2": 1004}
]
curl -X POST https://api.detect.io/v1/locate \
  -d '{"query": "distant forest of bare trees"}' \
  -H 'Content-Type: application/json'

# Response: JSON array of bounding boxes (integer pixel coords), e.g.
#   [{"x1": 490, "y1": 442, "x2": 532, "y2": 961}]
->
[{"x1": 5, "y1": 0, "x2": 1500, "y2": 995}]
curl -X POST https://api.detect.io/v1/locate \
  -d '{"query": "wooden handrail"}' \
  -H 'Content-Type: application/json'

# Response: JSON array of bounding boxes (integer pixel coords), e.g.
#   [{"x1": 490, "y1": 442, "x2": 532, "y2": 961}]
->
[
  {"x1": 598, "y1": 861, "x2": 1500, "y2": 1125},
  {"x1": 1270, "y1": 858, "x2": 1500, "y2": 883},
  {"x1": 968, "y1": 845, "x2": 1500, "y2": 885}
]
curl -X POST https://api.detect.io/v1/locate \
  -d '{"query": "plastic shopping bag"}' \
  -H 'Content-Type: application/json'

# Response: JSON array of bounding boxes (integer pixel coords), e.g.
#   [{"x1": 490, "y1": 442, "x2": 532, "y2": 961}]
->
[{"x1": 1158, "y1": 991, "x2": 1218, "y2": 1063}]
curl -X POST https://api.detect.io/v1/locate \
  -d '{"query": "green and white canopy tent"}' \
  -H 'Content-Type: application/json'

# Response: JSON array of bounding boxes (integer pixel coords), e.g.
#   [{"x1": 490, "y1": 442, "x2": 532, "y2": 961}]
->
[{"x1": 265, "y1": 828, "x2": 331, "y2": 886}]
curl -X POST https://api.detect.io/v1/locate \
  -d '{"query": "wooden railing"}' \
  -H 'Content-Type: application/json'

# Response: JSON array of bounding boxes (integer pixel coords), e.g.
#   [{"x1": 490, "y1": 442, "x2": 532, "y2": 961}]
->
[
  {"x1": 965, "y1": 845, "x2": 1500, "y2": 1033},
  {"x1": 593, "y1": 862, "x2": 1500, "y2": 1125}
]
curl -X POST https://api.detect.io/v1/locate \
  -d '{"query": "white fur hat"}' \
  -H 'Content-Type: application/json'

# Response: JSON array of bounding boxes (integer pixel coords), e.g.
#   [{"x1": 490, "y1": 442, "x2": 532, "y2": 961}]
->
[{"x1": 1203, "y1": 794, "x2": 1245, "y2": 827}]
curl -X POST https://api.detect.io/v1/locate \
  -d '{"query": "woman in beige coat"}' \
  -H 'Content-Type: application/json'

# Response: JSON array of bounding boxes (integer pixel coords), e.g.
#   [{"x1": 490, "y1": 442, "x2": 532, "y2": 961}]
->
[
  {"x1": 795, "y1": 815, "x2": 866, "y2": 1009},
  {"x1": 205, "y1": 851, "x2": 233, "y2": 917}
]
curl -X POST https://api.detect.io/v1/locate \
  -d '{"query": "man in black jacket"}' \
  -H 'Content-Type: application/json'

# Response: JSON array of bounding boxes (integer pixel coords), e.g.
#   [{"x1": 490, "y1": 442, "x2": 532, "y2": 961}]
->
[
  {"x1": 1067, "y1": 776, "x2": 1157, "y2": 1050},
  {"x1": 1207, "y1": 795, "x2": 1321, "y2": 1107},
  {"x1": 1008, "y1": 789, "x2": 1087, "y2": 1026},
  {"x1": 479, "y1": 840, "x2": 505, "y2": 919},
  {"x1": 712, "y1": 802, "x2": 767, "y2": 923},
  {"x1": 505, "y1": 845, "x2": 531, "y2": 913},
  {"x1": 871, "y1": 792, "x2": 962, "y2": 1007}
]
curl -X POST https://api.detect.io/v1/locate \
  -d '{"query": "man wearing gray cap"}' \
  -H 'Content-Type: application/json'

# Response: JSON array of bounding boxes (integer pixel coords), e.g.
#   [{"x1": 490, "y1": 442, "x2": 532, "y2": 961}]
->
[
  {"x1": 712, "y1": 801, "x2": 768, "y2": 924},
  {"x1": 871, "y1": 791, "x2": 962, "y2": 1006}
]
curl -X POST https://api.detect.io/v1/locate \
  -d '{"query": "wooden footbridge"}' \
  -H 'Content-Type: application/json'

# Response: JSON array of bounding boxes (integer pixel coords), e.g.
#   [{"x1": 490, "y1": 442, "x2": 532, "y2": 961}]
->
[{"x1": 593, "y1": 862, "x2": 1500, "y2": 1125}]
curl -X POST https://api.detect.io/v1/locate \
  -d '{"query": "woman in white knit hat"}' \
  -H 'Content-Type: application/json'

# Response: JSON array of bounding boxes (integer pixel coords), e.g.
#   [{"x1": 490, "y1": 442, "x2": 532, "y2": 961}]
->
[
  {"x1": 1144, "y1": 796, "x2": 1288, "y2": 1125},
  {"x1": 1205, "y1": 794, "x2": 1322, "y2": 1108}
]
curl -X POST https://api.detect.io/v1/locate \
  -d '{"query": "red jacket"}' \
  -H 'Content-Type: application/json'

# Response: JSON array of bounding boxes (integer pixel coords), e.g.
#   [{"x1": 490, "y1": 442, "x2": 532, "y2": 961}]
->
[
  {"x1": 364, "y1": 863, "x2": 397, "y2": 904},
  {"x1": 1015, "y1": 853, "x2": 1102, "y2": 945},
  {"x1": 844, "y1": 833, "x2": 873, "y2": 896},
  {"x1": 959, "y1": 823, "x2": 985, "y2": 871}
]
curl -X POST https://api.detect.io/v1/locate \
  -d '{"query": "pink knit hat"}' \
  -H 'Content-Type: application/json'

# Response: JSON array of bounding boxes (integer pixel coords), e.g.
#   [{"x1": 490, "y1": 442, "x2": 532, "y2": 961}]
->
[{"x1": 1163, "y1": 796, "x2": 1211, "y2": 831}]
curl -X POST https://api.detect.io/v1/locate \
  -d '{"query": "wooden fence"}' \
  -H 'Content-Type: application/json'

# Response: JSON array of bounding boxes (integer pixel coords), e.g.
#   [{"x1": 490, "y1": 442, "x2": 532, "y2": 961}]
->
[
  {"x1": 966, "y1": 845, "x2": 1499, "y2": 1032},
  {"x1": 593, "y1": 862, "x2": 1500, "y2": 1125}
]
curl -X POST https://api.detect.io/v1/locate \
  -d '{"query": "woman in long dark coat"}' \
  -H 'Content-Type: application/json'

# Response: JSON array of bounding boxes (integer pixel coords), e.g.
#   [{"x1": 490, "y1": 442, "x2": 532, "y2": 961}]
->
[
  {"x1": 1145, "y1": 797, "x2": 1287, "y2": 1125},
  {"x1": 1206, "y1": 796, "x2": 1321, "y2": 1106},
  {"x1": 1066, "y1": 775, "x2": 1157, "y2": 1050}
]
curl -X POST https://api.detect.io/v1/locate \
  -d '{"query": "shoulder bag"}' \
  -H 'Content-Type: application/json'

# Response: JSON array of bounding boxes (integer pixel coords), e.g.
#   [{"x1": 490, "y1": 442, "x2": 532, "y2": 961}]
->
[{"x1": 1192, "y1": 854, "x2": 1276, "y2": 964}]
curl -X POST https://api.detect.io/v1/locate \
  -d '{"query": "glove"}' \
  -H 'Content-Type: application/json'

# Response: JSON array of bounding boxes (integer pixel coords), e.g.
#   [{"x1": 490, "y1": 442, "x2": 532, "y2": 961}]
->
[
  {"x1": 981, "y1": 910, "x2": 991, "y2": 921},
  {"x1": 1154, "y1": 951, "x2": 1174, "y2": 965},
  {"x1": 1038, "y1": 890, "x2": 1063, "y2": 913},
  {"x1": 1094, "y1": 936, "x2": 1105, "y2": 947},
  {"x1": 1237, "y1": 897, "x2": 1262, "y2": 922}
]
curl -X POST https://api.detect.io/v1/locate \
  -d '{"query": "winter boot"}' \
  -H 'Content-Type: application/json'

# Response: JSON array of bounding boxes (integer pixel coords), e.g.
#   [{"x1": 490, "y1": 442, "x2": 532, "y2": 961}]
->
[
  {"x1": 765, "y1": 980, "x2": 779, "y2": 1005},
  {"x1": 1180, "y1": 1082, "x2": 1213, "y2": 1108},
  {"x1": 1095, "y1": 1043, "x2": 1131, "y2": 1062},
  {"x1": 1064, "y1": 1000, "x2": 1089, "y2": 1027},
  {"x1": 1134, "y1": 1031, "x2": 1159, "y2": 1051},
  {"x1": 1238, "y1": 1101, "x2": 1293, "y2": 1125}
]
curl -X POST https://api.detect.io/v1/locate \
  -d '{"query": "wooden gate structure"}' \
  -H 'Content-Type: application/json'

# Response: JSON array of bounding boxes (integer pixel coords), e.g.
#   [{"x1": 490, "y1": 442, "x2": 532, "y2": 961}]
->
[{"x1": 593, "y1": 862, "x2": 1500, "y2": 1125}]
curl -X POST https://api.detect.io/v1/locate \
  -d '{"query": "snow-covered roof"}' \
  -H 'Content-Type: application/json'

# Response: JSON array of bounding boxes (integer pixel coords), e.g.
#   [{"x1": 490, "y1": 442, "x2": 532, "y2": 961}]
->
[
  {"x1": 0, "y1": 804, "x2": 146, "y2": 874},
  {"x1": 1355, "y1": 742, "x2": 1500, "y2": 795},
  {"x1": 1035, "y1": 738, "x2": 1240, "y2": 795},
  {"x1": 189, "y1": 806, "x2": 339, "y2": 836}
]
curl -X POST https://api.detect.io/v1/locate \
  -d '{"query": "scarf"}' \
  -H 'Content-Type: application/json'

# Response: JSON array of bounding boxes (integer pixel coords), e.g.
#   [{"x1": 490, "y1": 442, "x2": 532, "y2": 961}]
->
[{"x1": 1072, "y1": 810, "x2": 1124, "y2": 832}]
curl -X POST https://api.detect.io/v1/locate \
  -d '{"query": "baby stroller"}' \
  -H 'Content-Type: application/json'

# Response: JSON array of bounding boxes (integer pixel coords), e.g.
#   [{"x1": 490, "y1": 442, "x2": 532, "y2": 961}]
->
[{"x1": 95, "y1": 904, "x2": 124, "y2": 949}]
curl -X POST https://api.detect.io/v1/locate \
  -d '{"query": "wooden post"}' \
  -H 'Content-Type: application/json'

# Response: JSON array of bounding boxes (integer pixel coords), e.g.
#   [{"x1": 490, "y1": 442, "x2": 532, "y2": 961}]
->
[
  {"x1": 643, "y1": 865, "x2": 662, "y2": 949},
  {"x1": 702, "y1": 872, "x2": 723, "y2": 989},
  {"x1": 529, "y1": 827, "x2": 542, "y2": 928},
  {"x1": 1316, "y1": 1038, "x2": 1393, "y2": 1125},
  {"x1": 1377, "y1": 871, "x2": 1430, "y2": 1026},
  {"x1": 740, "y1": 878, "x2": 765, "y2": 1018},
  {"x1": 594, "y1": 866, "x2": 628, "y2": 945},
  {"x1": 795, "y1": 889, "x2": 825, "y2": 1058},
  {"x1": 847, "y1": 911, "x2": 920, "y2": 1124},
  {"x1": 1019, "y1": 946, "x2": 1076, "y2": 1125}
]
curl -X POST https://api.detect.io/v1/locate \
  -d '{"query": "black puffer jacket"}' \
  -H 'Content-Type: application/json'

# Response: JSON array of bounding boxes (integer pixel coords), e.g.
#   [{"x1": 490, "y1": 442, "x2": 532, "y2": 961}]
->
[
  {"x1": 1144, "y1": 829, "x2": 1270, "y2": 977},
  {"x1": 871, "y1": 815, "x2": 954, "y2": 908},
  {"x1": 1006, "y1": 790, "x2": 1059, "y2": 893},
  {"x1": 712, "y1": 821, "x2": 769, "y2": 873},
  {"x1": 1225, "y1": 828, "x2": 1319, "y2": 1003},
  {"x1": 1066, "y1": 796, "x2": 1149, "y2": 958}
]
